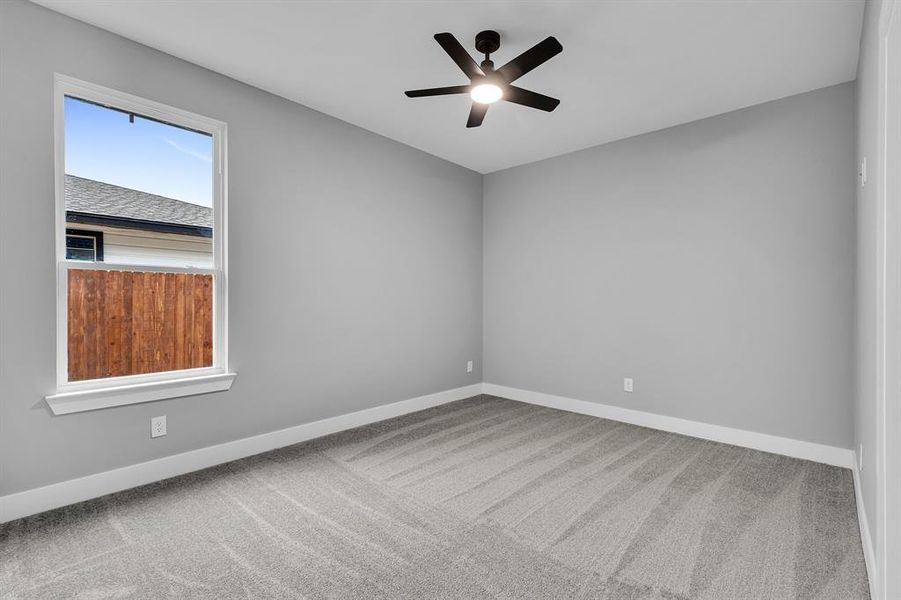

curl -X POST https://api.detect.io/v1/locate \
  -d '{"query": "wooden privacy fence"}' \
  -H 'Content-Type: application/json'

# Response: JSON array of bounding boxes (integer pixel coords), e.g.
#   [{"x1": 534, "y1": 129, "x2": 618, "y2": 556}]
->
[{"x1": 68, "y1": 269, "x2": 213, "y2": 381}]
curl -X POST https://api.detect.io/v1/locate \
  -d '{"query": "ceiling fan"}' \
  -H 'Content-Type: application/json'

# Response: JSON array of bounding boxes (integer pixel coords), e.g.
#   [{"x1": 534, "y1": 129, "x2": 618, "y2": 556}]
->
[{"x1": 405, "y1": 30, "x2": 562, "y2": 128}]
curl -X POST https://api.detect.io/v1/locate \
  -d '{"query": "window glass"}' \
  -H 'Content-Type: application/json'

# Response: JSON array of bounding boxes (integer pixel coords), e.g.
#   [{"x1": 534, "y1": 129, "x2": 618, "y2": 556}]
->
[
  {"x1": 66, "y1": 234, "x2": 97, "y2": 261},
  {"x1": 65, "y1": 96, "x2": 214, "y2": 269},
  {"x1": 61, "y1": 92, "x2": 220, "y2": 382}
]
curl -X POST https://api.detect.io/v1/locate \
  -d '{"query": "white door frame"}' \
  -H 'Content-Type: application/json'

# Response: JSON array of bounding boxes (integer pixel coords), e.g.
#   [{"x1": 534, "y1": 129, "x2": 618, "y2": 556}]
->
[{"x1": 878, "y1": 1, "x2": 901, "y2": 598}]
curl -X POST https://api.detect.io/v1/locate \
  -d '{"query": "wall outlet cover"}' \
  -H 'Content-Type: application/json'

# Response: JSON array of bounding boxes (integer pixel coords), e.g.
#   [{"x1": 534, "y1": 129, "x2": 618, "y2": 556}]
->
[
  {"x1": 151, "y1": 415, "x2": 167, "y2": 438},
  {"x1": 466, "y1": 360, "x2": 473, "y2": 373},
  {"x1": 624, "y1": 378, "x2": 634, "y2": 393}
]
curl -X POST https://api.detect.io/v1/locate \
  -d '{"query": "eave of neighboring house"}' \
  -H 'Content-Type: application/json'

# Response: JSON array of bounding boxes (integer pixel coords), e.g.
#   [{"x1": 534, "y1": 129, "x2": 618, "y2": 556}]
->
[{"x1": 66, "y1": 211, "x2": 212, "y2": 238}]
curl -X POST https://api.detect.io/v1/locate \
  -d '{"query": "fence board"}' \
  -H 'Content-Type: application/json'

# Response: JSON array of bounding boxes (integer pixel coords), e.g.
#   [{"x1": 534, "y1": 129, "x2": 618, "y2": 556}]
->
[{"x1": 68, "y1": 269, "x2": 213, "y2": 381}]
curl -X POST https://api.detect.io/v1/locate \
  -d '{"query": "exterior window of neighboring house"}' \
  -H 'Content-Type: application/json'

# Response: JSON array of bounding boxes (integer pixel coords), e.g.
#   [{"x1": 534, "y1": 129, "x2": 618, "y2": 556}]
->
[
  {"x1": 65, "y1": 229, "x2": 104, "y2": 261},
  {"x1": 47, "y1": 75, "x2": 234, "y2": 414}
]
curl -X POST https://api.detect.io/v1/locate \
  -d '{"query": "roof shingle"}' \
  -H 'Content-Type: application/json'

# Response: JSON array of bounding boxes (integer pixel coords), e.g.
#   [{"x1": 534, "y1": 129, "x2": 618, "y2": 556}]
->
[{"x1": 65, "y1": 175, "x2": 212, "y2": 229}]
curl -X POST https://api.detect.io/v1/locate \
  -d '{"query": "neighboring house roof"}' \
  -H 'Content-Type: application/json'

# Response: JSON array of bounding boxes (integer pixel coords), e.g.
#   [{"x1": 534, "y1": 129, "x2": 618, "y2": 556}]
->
[{"x1": 65, "y1": 175, "x2": 213, "y2": 237}]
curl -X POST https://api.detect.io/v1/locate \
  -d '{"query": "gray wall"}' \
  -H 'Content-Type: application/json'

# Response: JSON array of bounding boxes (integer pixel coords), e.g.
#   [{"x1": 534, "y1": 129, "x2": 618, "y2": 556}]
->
[
  {"x1": 0, "y1": 0, "x2": 482, "y2": 495},
  {"x1": 854, "y1": 0, "x2": 882, "y2": 561},
  {"x1": 484, "y1": 83, "x2": 856, "y2": 448}
]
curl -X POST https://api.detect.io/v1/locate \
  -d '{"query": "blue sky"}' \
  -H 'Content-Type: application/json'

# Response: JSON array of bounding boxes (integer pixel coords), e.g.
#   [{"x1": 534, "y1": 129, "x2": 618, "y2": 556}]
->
[{"x1": 64, "y1": 96, "x2": 213, "y2": 207}]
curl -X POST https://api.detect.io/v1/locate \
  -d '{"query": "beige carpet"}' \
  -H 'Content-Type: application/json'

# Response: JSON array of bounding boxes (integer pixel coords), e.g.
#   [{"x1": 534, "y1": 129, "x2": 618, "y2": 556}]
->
[{"x1": 0, "y1": 395, "x2": 870, "y2": 599}]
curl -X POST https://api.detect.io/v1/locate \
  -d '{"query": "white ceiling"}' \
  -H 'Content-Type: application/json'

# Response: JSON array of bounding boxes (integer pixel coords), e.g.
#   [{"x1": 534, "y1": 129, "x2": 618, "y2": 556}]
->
[{"x1": 34, "y1": 0, "x2": 864, "y2": 174}]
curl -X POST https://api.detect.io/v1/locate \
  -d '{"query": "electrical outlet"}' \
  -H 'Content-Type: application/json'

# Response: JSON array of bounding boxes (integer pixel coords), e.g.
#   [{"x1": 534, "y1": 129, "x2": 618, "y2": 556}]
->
[
  {"x1": 466, "y1": 360, "x2": 473, "y2": 373},
  {"x1": 151, "y1": 415, "x2": 167, "y2": 438},
  {"x1": 623, "y1": 378, "x2": 633, "y2": 393}
]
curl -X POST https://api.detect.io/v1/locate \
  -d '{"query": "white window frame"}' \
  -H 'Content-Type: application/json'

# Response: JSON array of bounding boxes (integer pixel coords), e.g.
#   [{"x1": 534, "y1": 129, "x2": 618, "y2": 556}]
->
[{"x1": 46, "y1": 74, "x2": 234, "y2": 415}]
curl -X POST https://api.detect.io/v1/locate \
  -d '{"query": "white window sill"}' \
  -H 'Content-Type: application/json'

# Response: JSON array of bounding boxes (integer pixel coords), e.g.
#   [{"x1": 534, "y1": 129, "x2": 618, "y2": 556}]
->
[{"x1": 45, "y1": 372, "x2": 237, "y2": 415}]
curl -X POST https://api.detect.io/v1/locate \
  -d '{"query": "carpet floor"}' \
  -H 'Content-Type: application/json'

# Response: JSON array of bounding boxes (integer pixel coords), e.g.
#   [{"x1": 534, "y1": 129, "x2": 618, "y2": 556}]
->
[{"x1": 0, "y1": 395, "x2": 870, "y2": 599}]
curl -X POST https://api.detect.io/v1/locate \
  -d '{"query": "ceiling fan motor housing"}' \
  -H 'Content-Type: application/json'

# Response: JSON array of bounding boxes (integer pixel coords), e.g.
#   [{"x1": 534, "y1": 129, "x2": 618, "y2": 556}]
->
[{"x1": 475, "y1": 30, "x2": 501, "y2": 56}]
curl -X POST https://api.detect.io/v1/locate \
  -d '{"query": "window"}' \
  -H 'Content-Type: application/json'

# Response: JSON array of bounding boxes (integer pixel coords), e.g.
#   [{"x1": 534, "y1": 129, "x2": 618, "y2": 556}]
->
[
  {"x1": 65, "y1": 229, "x2": 103, "y2": 261},
  {"x1": 47, "y1": 75, "x2": 233, "y2": 414}
]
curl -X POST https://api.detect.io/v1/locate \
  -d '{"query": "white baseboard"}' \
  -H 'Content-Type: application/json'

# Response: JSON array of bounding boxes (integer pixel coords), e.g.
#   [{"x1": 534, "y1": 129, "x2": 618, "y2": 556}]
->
[
  {"x1": 483, "y1": 383, "x2": 855, "y2": 469},
  {"x1": 0, "y1": 382, "x2": 858, "y2": 525},
  {"x1": 852, "y1": 457, "x2": 879, "y2": 599},
  {"x1": 0, "y1": 383, "x2": 482, "y2": 524}
]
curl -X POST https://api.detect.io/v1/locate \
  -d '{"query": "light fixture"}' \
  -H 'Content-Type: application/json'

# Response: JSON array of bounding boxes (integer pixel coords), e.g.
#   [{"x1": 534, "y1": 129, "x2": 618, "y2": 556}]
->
[
  {"x1": 405, "y1": 31, "x2": 562, "y2": 127},
  {"x1": 470, "y1": 83, "x2": 503, "y2": 104}
]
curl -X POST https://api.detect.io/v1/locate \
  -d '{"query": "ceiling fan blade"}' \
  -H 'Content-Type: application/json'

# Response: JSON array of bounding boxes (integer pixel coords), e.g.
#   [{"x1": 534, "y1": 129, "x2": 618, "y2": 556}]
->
[
  {"x1": 467, "y1": 102, "x2": 488, "y2": 128},
  {"x1": 495, "y1": 36, "x2": 563, "y2": 83},
  {"x1": 434, "y1": 32, "x2": 484, "y2": 80},
  {"x1": 405, "y1": 85, "x2": 471, "y2": 98},
  {"x1": 503, "y1": 85, "x2": 560, "y2": 112}
]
